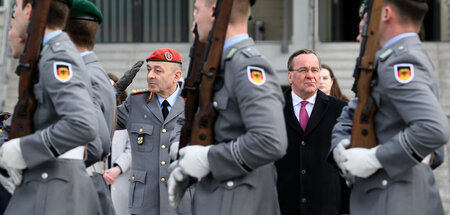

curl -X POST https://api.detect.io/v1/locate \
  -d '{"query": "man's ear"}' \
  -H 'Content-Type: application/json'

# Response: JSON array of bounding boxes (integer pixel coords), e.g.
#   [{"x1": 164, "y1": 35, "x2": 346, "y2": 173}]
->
[
  {"x1": 174, "y1": 70, "x2": 182, "y2": 82},
  {"x1": 382, "y1": 5, "x2": 393, "y2": 23},
  {"x1": 24, "y1": 2, "x2": 33, "y2": 20},
  {"x1": 288, "y1": 71, "x2": 293, "y2": 85},
  {"x1": 210, "y1": 4, "x2": 216, "y2": 22}
]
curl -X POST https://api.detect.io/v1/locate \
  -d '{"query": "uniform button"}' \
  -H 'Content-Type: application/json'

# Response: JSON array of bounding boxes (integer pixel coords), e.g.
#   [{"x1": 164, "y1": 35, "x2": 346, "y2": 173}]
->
[
  {"x1": 161, "y1": 145, "x2": 166, "y2": 149},
  {"x1": 139, "y1": 128, "x2": 143, "y2": 132},
  {"x1": 301, "y1": 169, "x2": 306, "y2": 174},
  {"x1": 144, "y1": 114, "x2": 147, "y2": 119},
  {"x1": 382, "y1": 180, "x2": 388, "y2": 186},
  {"x1": 301, "y1": 141, "x2": 306, "y2": 146},
  {"x1": 161, "y1": 161, "x2": 166, "y2": 166},
  {"x1": 301, "y1": 198, "x2": 307, "y2": 203},
  {"x1": 226, "y1": 181, "x2": 234, "y2": 187},
  {"x1": 131, "y1": 176, "x2": 135, "y2": 181},
  {"x1": 213, "y1": 101, "x2": 218, "y2": 108},
  {"x1": 41, "y1": 172, "x2": 48, "y2": 179},
  {"x1": 162, "y1": 129, "x2": 167, "y2": 133},
  {"x1": 55, "y1": 42, "x2": 60, "y2": 46},
  {"x1": 161, "y1": 177, "x2": 166, "y2": 182}
]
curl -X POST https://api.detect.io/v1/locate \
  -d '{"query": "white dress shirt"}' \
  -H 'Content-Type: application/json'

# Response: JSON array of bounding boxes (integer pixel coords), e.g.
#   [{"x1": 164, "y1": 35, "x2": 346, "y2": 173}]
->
[{"x1": 291, "y1": 91, "x2": 317, "y2": 122}]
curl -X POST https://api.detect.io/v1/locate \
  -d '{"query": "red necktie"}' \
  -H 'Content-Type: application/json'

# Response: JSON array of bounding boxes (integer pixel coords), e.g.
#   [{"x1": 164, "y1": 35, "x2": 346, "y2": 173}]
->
[{"x1": 300, "y1": 101, "x2": 309, "y2": 131}]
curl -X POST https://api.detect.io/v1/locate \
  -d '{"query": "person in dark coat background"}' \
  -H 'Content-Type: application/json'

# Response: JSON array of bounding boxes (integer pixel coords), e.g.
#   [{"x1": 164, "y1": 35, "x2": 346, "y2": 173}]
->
[{"x1": 275, "y1": 49, "x2": 349, "y2": 215}]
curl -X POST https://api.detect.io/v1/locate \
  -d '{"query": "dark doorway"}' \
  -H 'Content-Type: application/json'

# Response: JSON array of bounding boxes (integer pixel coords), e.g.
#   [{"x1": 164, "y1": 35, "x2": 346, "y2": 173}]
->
[{"x1": 331, "y1": 0, "x2": 360, "y2": 41}]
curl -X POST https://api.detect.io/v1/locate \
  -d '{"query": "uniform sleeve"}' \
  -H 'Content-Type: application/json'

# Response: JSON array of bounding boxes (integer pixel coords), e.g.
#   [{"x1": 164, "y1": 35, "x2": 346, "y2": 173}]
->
[
  {"x1": 116, "y1": 95, "x2": 131, "y2": 130},
  {"x1": 85, "y1": 106, "x2": 107, "y2": 167},
  {"x1": 208, "y1": 57, "x2": 287, "y2": 181},
  {"x1": 330, "y1": 98, "x2": 357, "y2": 152},
  {"x1": 375, "y1": 53, "x2": 450, "y2": 178},
  {"x1": 20, "y1": 54, "x2": 98, "y2": 169}
]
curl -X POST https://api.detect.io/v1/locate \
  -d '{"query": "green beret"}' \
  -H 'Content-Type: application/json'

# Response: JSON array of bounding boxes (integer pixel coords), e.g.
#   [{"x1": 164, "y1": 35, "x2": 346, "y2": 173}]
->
[
  {"x1": 359, "y1": 0, "x2": 367, "y2": 18},
  {"x1": 69, "y1": 0, "x2": 103, "y2": 24}
]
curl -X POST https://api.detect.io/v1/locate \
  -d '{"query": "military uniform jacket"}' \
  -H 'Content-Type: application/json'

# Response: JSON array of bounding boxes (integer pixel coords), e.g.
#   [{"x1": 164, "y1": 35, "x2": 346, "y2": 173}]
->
[
  {"x1": 331, "y1": 35, "x2": 450, "y2": 215},
  {"x1": 276, "y1": 89, "x2": 349, "y2": 215},
  {"x1": 83, "y1": 52, "x2": 116, "y2": 164},
  {"x1": 5, "y1": 32, "x2": 100, "y2": 215},
  {"x1": 117, "y1": 90, "x2": 192, "y2": 215},
  {"x1": 192, "y1": 38, "x2": 287, "y2": 215}
]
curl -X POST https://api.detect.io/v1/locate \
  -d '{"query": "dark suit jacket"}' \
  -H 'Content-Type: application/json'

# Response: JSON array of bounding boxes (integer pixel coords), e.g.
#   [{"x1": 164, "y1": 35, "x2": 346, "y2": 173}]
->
[{"x1": 275, "y1": 89, "x2": 349, "y2": 215}]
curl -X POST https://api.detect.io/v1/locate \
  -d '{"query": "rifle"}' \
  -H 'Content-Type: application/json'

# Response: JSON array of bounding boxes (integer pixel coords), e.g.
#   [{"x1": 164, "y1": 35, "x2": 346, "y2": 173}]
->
[
  {"x1": 179, "y1": 0, "x2": 234, "y2": 149},
  {"x1": 178, "y1": 25, "x2": 207, "y2": 150},
  {"x1": 350, "y1": 0, "x2": 384, "y2": 149},
  {"x1": 9, "y1": 0, "x2": 51, "y2": 139}
]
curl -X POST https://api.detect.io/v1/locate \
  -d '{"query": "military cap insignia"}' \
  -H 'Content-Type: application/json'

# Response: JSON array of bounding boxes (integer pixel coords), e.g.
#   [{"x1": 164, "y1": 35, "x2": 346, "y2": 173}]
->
[
  {"x1": 394, "y1": 64, "x2": 414, "y2": 84},
  {"x1": 53, "y1": 62, "x2": 73, "y2": 82},
  {"x1": 247, "y1": 66, "x2": 266, "y2": 86},
  {"x1": 165, "y1": 52, "x2": 173, "y2": 61}
]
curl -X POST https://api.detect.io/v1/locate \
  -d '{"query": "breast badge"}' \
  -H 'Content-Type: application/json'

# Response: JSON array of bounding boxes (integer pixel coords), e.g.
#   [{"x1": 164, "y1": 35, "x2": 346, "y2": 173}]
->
[
  {"x1": 394, "y1": 63, "x2": 414, "y2": 84},
  {"x1": 137, "y1": 134, "x2": 144, "y2": 145}
]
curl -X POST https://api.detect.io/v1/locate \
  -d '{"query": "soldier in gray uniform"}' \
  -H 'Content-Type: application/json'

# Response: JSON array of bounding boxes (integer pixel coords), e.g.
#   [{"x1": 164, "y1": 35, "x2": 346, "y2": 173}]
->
[
  {"x1": 168, "y1": 0, "x2": 287, "y2": 214},
  {"x1": 116, "y1": 48, "x2": 192, "y2": 215},
  {"x1": 331, "y1": 0, "x2": 450, "y2": 214},
  {"x1": 0, "y1": 0, "x2": 101, "y2": 214},
  {"x1": 65, "y1": 1, "x2": 116, "y2": 214}
]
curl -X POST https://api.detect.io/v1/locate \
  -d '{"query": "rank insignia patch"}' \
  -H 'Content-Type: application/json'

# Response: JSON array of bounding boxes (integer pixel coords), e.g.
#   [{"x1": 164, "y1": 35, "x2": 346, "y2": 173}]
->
[
  {"x1": 394, "y1": 63, "x2": 414, "y2": 84},
  {"x1": 247, "y1": 66, "x2": 266, "y2": 86},
  {"x1": 53, "y1": 62, "x2": 73, "y2": 82}
]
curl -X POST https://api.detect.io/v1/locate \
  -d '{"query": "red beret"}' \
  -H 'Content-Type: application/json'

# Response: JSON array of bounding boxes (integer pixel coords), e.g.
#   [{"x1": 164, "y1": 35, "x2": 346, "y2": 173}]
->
[{"x1": 146, "y1": 48, "x2": 182, "y2": 64}]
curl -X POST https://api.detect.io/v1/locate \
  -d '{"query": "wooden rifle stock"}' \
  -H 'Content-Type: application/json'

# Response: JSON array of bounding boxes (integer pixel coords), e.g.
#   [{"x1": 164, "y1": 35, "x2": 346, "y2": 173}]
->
[
  {"x1": 9, "y1": 0, "x2": 51, "y2": 139},
  {"x1": 179, "y1": 25, "x2": 207, "y2": 150},
  {"x1": 180, "y1": 0, "x2": 234, "y2": 149},
  {"x1": 350, "y1": 0, "x2": 383, "y2": 149}
]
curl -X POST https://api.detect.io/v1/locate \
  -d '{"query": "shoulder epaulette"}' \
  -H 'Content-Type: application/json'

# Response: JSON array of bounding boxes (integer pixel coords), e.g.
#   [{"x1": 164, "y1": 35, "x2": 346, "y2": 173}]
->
[
  {"x1": 378, "y1": 48, "x2": 394, "y2": 62},
  {"x1": 49, "y1": 41, "x2": 67, "y2": 54},
  {"x1": 240, "y1": 47, "x2": 261, "y2": 59},
  {"x1": 131, "y1": 89, "x2": 150, "y2": 95},
  {"x1": 395, "y1": 45, "x2": 409, "y2": 56}
]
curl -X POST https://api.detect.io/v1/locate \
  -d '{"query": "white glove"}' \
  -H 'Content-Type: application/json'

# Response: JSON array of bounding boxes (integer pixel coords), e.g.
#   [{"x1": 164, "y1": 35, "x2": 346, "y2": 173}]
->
[
  {"x1": 0, "y1": 173, "x2": 15, "y2": 194},
  {"x1": 168, "y1": 161, "x2": 189, "y2": 208},
  {"x1": 169, "y1": 141, "x2": 180, "y2": 161},
  {"x1": 421, "y1": 154, "x2": 431, "y2": 165},
  {"x1": 0, "y1": 138, "x2": 26, "y2": 169},
  {"x1": 0, "y1": 159, "x2": 22, "y2": 186},
  {"x1": 341, "y1": 146, "x2": 382, "y2": 178},
  {"x1": 178, "y1": 145, "x2": 211, "y2": 181},
  {"x1": 333, "y1": 139, "x2": 350, "y2": 173}
]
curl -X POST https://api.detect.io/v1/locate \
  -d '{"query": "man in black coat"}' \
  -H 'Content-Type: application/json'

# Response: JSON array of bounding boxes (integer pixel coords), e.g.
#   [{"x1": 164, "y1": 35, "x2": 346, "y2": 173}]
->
[{"x1": 275, "y1": 49, "x2": 349, "y2": 215}]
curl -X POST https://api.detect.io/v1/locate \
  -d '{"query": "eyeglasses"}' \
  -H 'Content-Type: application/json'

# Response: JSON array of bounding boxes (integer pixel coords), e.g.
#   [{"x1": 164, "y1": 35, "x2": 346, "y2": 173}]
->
[{"x1": 289, "y1": 67, "x2": 320, "y2": 74}]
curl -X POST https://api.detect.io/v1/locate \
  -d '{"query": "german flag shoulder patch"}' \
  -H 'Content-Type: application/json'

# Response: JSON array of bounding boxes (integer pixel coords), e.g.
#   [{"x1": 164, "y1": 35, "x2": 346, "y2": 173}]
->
[{"x1": 247, "y1": 66, "x2": 266, "y2": 86}]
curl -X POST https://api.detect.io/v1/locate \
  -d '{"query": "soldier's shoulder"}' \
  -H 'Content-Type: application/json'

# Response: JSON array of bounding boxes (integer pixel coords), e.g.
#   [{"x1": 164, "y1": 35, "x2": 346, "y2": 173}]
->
[
  {"x1": 131, "y1": 89, "x2": 151, "y2": 95},
  {"x1": 379, "y1": 42, "x2": 415, "y2": 62},
  {"x1": 226, "y1": 46, "x2": 262, "y2": 61}
]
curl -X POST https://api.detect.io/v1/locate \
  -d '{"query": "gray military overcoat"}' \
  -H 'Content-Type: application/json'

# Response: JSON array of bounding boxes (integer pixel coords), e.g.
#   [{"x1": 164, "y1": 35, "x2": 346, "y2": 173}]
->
[
  {"x1": 117, "y1": 89, "x2": 192, "y2": 215},
  {"x1": 83, "y1": 52, "x2": 116, "y2": 162},
  {"x1": 332, "y1": 35, "x2": 450, "y2": 215},
  {"x1": 4, "y1": 32, "x2": 101, "y2": 215},
  {"x1": 191, "y1": 38, "x2": 287, "y2": 215},
  {"x1": 83, "y1": 52, "x2": 117, "y2": 215}
]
